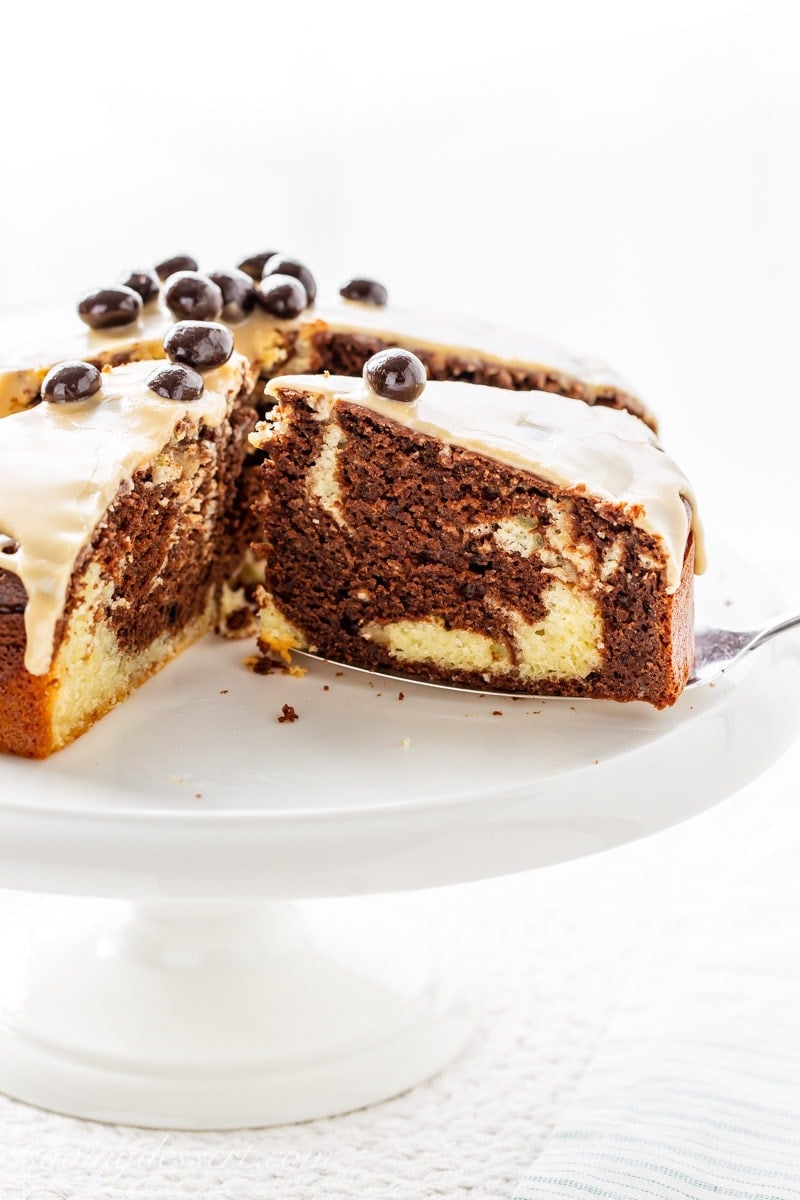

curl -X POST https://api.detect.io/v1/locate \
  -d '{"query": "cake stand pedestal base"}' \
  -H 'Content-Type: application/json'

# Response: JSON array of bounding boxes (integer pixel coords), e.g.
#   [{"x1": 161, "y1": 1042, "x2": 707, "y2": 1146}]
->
[{"x1": 0, "y1": 896, "x2": 472, "y2": 1129}]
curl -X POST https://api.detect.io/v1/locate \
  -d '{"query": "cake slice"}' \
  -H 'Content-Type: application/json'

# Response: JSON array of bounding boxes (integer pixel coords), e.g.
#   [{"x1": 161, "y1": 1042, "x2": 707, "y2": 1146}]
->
[
  {"x1": 250, "y1": 352, "x2": 702, "y2": 708},
  {"x1": 0, "y1": 352, "x2": 255, "y2": 758}
]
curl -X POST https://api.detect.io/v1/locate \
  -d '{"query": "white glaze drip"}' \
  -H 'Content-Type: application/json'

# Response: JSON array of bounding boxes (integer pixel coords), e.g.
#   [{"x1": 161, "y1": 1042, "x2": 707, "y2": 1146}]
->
[
  {"x1": 257, "y1": 374, "x2": 704, "y2": 593},
  {"x1": 0, "y1": 355, "x2": 248, "y2": 675}
]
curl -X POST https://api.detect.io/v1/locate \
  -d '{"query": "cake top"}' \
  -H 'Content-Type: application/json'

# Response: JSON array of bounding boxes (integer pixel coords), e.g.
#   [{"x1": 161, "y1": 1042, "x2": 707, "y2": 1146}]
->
[
  {"x1": 259, "y1": 370, "x2": 704, "y2": 594},
  {"x1": 0, "y1": 267, "x2": 648, "y2": 421},
  {"x1": 0, "y1": 296, "x2": 634, "y2": 393},
  {"x1": 0, "y1": 354, "x2": 249, "y2": 675}
]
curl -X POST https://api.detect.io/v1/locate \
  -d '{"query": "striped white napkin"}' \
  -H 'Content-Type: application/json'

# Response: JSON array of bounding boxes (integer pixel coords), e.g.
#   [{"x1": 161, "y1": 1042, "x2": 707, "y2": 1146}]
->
[{"x1": 515, "y1": 773, "x2": 800, "y2": 1200}]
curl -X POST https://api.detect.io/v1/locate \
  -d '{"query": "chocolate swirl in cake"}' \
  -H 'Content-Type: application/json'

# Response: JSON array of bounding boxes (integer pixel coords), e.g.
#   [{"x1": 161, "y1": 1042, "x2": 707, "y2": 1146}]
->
[{"x1": 257, "y1": 372, "x2": 704, "y2": 593}]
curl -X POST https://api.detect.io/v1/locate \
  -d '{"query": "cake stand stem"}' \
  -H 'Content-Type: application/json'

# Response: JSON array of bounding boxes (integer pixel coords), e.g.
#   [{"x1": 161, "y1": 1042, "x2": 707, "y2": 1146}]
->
[{"x1": 0, "y1": 894, "x2": 472, "y2": 1129}]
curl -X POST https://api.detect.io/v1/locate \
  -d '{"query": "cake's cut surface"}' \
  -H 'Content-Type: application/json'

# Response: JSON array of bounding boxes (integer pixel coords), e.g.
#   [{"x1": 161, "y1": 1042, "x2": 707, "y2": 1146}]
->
[
  {"x1": 0, "y1": 355, "x2": 254, "y2": 758},
  {"x1": 250, "y1": 373, "x2": 701, "y2": 708}
]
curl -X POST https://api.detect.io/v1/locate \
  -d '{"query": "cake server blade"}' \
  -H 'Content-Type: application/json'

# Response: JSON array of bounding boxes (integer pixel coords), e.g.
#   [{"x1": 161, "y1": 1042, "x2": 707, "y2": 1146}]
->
[{"x1": 293, "y1": 610, "x2": 800, "y2": 699}]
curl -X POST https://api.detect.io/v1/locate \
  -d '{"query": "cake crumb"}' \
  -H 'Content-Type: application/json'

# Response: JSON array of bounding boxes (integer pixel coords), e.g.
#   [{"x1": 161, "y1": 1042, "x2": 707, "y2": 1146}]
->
[
  {"x1": 245, "y1": 653, "x2": 278, "y2": 676},
  {"x1": 492, "y1": 710, "x2": 503, "y2": 717},
  {"x1": 400, "y1": 737, "x2": 411, "y2": 751},
  {"x1": 278, "y1": 703, "x2": 299, "y2": 724},
  {"x1": 335, "y1": 671, "x2": 344, "y2": 677},
  {"x1": 323, "y1": 684, "x2": 330, "y2": 692},
  {"x1": 283, "y1": 665, "x2": 307, "y2": 678},
  {"x1": 398, "y1": 691, "x2": 405, "y2": 701},
  {"x1": 195, "y1": 792, "x2": 203, "y2": 799},
  {"x1": 257, "y1": 634, "x2": 296, "y2": 665},
  {"x1": 220, "y1": 689, "x2": 229, "y2": 695},
  {"x1": 167, "y1": 774, "x2": 185, "y2": 786}
]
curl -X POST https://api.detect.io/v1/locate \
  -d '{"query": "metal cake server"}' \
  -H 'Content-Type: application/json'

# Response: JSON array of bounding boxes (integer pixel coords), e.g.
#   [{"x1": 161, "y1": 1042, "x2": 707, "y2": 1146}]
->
[
  {"x1": 295, "y1": 609, "x2": 800, "y2": 698},
  {"x1": 687, "y1": 610, "x2": 800, "y2": 687}
]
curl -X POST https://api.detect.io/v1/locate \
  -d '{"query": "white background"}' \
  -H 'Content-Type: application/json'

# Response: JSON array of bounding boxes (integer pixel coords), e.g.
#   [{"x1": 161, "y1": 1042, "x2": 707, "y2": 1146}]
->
[{"x1": 1, "y1": 0, "x2": 798, "y2": 577}]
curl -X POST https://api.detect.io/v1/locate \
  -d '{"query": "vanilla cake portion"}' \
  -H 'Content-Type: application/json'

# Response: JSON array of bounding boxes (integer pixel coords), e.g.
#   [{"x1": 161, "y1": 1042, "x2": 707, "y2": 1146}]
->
[
  {"x1": 0, "y1": 355, "x2": 254, "y2": 758},
  {"x1": 0, "y1": 293, "x2": 654, "y2": 429},
  {"x1": 250, "y1": 372, "x2": 702, "y2": 708}
]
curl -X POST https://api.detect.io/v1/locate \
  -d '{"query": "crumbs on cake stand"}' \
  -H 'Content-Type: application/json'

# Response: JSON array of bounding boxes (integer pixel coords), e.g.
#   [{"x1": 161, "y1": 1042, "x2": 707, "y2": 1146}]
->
[
  {"x1": 245, "y1": 651, "x2": 307, "y2": 679},
  {"x1": 278, "y1": 704, "x2": 299, "y2": 724}
]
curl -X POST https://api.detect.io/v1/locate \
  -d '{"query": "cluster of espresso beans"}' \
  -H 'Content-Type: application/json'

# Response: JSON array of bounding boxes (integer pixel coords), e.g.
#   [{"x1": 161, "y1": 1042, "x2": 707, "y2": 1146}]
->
[
  {"x1": 39, "y1": 318, "x2": 237, "y2": 406},
  {"x1": 56, "y1": 249, "x2": 399, "y2": 404},
  {"x1": 76, "y1": 249, "x2": 389, "y2": 333},
  {"x1": 147, "y1": 320, "x2": 237, "y2": 402},
  {"x1": 39, "y1": 340, "x2": 428, "y2": 410}
]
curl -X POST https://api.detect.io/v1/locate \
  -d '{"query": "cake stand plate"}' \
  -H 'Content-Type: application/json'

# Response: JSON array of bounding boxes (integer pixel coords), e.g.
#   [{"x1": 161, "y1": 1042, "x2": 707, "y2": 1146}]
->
[{"x1": 0, "y1": 545, "x2": 796, "y2": 1128}]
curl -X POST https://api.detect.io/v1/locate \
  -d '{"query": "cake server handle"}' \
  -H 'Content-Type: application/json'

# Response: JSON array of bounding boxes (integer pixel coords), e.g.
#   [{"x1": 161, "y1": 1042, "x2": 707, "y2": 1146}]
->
[{"x1": 689, "y1": 609, "x2": 800, "y2": 686}]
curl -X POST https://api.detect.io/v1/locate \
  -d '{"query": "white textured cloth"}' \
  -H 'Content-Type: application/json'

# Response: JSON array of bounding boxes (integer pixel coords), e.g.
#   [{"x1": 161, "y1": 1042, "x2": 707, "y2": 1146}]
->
[
  {"x1": 1, "y1": 745, "x2": 799, "y2": 1200},
  {"x1": 516, "y1": 755, "x2": 800, "y2": 1200}
]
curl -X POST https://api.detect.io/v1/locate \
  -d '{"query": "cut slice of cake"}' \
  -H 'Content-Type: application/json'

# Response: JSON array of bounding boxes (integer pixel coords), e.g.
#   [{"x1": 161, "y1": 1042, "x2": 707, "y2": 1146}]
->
[
  {"x1": 0, "y1": 352, "x2": 255, "y2": 758},
  {"x1": 250, "y1": 352, "x2": 702, "y2": 708}
]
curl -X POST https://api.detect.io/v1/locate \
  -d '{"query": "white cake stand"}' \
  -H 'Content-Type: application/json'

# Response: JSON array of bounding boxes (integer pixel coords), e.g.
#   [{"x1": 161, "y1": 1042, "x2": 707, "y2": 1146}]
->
[{"x1": 0, "y1": 546, "x2": 797, "y2": 1129}]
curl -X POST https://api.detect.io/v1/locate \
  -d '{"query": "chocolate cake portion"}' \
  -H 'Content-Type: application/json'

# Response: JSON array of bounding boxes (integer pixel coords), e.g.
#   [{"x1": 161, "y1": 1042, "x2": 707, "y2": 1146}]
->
[
  {"x1": 0, "y1": 354, "x2": 254, "y2": 758},
  {"x1": 250, "y1": 366, "x2": 700, "y2": 707}
]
